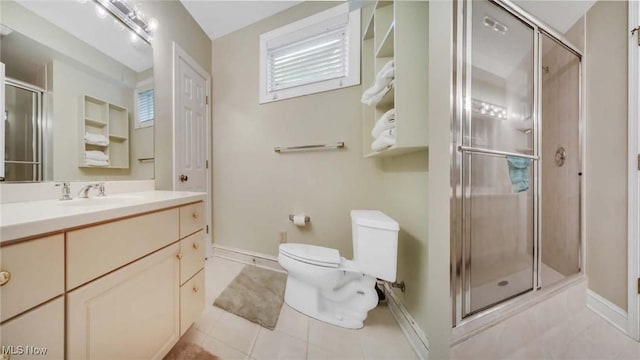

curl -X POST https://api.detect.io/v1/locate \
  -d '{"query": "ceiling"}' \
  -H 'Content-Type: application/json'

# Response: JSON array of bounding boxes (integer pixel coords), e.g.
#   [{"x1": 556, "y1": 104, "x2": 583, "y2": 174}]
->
[
  {"x1": 513, "y1": 0, "x2": 596, "y2": 33},
  {"x1": 180, "y1": 1, "x2": 303, "y2": 39},
  {"x1": 15, "y1": 0, "x2": 152, "y2": 72}
]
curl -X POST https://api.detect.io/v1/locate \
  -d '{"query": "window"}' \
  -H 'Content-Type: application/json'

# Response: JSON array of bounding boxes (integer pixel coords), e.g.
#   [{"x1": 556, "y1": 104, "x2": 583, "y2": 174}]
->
[
  {"x1": 134, "y1": 80, "x2": 154, "y2": 128},
  {"x1": 259, "y1": 3, "x2": 360, "y2": 104}
]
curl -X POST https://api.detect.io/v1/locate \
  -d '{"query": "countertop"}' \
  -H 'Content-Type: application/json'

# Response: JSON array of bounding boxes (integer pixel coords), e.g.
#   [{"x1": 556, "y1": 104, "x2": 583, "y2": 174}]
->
[{"x1": 0, "y1": 191, "x2": 206, "y2": 243}]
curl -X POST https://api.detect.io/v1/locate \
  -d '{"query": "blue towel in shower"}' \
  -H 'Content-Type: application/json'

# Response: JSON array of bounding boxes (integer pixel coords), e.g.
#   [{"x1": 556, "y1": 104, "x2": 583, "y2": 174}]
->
[{"x1": 506, "y1": 156, "x2": 531, "y2": 193}]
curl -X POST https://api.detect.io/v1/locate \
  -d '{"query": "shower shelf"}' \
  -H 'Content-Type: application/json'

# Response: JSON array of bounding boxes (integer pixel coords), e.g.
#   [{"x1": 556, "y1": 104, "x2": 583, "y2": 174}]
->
[{"x1": 361, "y1": 0, "x2": 428, "y2": 159}]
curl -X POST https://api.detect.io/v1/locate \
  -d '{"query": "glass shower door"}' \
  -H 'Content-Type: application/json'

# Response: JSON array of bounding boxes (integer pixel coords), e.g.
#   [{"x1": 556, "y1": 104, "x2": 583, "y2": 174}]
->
[
  {"x1": 4, "y1": 82, "x2": 41, "y2": 181},
  {"x1": 460, "y1": 0, "x2": 537, "y2": 316}
]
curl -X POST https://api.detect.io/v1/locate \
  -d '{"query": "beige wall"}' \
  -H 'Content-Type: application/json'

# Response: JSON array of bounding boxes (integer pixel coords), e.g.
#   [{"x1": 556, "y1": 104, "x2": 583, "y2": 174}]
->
[
  {"x1": 212, "y1": 1, "x2": 450, "y2": 356},
  {"x1": 139, "y1": 0, "x2": 212, "y2": 190},
  {"x1": 51, "y1": 59, "x2": 140, "y2": 181},
  {"x1": 212, "y1": 2, "x2": 383, "y2": 258},
  {"x1": 585, "y1": 0, "x2": 628, "y2": 309}
]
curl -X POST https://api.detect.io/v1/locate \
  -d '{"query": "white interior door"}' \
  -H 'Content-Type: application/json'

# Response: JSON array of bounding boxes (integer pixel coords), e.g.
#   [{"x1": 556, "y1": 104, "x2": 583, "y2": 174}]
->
[
  {"x1": 175, "y1": 53, "x2": 208, "y2": 193},
  {"x1": 173, "y1": 44, "x2": 212, "y2": 256}
]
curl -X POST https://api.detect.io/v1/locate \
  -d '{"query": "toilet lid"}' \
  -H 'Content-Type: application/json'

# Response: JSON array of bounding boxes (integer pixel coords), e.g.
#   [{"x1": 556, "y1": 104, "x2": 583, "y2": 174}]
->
[{"x1": 279, "y1": 243, "x2": 341, "y2": 268}]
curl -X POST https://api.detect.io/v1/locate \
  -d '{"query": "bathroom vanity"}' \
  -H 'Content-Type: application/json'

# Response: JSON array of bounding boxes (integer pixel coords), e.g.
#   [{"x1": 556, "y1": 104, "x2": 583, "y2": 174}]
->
[{"x1": 0, "y1": 191, "x2": 206, "y2": 359}]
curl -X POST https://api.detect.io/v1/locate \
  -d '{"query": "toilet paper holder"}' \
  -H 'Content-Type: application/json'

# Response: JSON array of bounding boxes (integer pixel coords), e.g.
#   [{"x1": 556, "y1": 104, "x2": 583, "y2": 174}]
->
[{"x1": 289, "y1": 214, "x2": 310, "y2": 224}]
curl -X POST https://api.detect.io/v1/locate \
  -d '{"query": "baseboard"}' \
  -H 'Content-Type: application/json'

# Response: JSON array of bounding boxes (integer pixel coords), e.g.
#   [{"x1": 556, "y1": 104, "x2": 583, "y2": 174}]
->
[
  {"x1": 212, "y1": 244, "x2": 285, "y2": 273},
  {"x1": 586, "y1": 289, "x2": 628, "y2": 334},
  {"x1": 383, "y1": 283, "x2": 430, "y2": 360}
]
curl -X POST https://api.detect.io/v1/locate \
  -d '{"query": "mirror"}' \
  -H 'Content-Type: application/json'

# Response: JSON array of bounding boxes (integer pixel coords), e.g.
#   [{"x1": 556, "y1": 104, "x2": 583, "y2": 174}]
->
[{"x1": 0, "y1": 0, "x2": 154, "y2": 182}]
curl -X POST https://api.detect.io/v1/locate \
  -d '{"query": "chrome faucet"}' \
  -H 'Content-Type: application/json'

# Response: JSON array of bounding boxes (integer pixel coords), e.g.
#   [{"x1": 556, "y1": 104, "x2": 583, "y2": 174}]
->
[
  {"x1": 77, "y1": 183, "x2": 106, "y2": 198},
  {"x1": 55, "y1": 182, "x2": 72, "y2": 201}
]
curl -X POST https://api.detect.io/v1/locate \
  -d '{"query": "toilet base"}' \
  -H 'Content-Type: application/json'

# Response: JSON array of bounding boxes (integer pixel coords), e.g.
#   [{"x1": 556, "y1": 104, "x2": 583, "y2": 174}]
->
[{"x1": 283, "y1": 274, "x2": 377, "y2": 329}]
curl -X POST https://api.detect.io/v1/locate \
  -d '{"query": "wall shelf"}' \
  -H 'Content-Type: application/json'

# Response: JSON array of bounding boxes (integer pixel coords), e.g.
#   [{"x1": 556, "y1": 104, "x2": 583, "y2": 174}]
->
[
  {"x1": 80, "y1": 95, "x2": 130, "y2": 169},
  {"x1": 361, "y1": 0, "x2": 429, "y2": 158}
]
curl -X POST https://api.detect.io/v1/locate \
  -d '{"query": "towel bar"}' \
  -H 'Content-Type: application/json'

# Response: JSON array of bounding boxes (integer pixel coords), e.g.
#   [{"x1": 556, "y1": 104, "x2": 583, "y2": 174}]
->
[
  {"x1": 274, "y1": 142, "x2": 345, "y2": 153},
  {"x1": 458, "y1": 146, "x2": 539, "y2": 160}
]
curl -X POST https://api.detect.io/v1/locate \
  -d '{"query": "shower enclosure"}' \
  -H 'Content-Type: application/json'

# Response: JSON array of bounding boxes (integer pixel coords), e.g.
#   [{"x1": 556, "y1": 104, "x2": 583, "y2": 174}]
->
[
  {"x1": 451, "y1": 0, "x2": 582, "y2": 327},
  {"x1": 3, "y1": 78, "x2": 43, "y2": 182}
]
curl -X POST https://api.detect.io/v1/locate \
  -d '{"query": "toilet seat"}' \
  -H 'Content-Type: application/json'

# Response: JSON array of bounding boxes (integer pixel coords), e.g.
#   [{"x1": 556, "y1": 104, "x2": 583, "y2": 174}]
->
[{"x1": 279, "y1": 243, "x2": 341, "y2": 268}]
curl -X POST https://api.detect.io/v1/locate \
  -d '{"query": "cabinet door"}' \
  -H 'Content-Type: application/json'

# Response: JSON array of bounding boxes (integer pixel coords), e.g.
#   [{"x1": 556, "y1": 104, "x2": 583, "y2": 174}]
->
[
  {"x1": 180, "y1": 230, "x2": 205, "y2": 284},
  {"x1": 0, "y1": 234, "x2": 64, "y2": 322},
  {"x1": 67, "y1": 244, "x2": 180, "y2": 360},
  {"x1": 0, "y1": 297, "x2": 64, "y2": 360},
  {"x1": 180, "y1": 269, "x2": 205, "y2": 336}
]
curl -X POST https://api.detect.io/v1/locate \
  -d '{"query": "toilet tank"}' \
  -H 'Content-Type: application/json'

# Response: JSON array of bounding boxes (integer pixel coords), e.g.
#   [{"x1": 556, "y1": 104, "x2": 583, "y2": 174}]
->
[{"x1": 350, "y1": 210, "x2": 399, "y2": 282}]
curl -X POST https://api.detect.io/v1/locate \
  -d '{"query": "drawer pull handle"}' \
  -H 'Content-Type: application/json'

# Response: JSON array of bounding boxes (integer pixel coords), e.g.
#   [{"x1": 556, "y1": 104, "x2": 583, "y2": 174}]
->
[
  {"x1": 192, "y1": 242, "x2": 199, "y2": 250},
  {"x1": 0, "y1": 270, "x2": 10, "y2": 286},
  {"x1": 176, "y1": 253, "x2": 183, "y2": 260},
  {"x1": 192, "y1": 212, "x2": 199, "y2": 219},
  {"x1": 193, "y1": 285, "x2": 199, "y2": 293}
]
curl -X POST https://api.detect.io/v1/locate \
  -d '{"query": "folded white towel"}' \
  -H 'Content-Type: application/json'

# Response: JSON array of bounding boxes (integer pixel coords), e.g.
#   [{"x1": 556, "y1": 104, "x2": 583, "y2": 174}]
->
[
  {"x1": 372, "y1": 108, "x2": 396, "y2": 138},
  {"x1": 84, "y1": 132, "x2": 109, "y2": 146},
  {"x1": 361, "y1": 60, "x2": 395, "y2": 104},
  {"x1": 85, "y1": 150, "x2": 109, "y2": 162},
  {"x1": 371, "y1": 128, "x2": 396, "y2": 152},
  {"x1": 363, "y1": 80, "x2": 394, "y2": 106},
  {"x1": 84, "y1": 158, "x2": 109, "y2": 167}
]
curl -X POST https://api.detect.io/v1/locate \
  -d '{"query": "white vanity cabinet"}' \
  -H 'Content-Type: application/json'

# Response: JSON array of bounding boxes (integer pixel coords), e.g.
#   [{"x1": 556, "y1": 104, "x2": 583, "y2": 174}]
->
[{"x1": 0, "y1": 198, "x2": 206, "y2": 360}]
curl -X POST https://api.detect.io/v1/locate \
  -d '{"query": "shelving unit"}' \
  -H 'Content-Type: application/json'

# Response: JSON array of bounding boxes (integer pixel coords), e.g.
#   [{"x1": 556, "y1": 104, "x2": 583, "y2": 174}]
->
[
  {"x1": 80, "y1": 95, "x2": 130, "y2": 169},
  {"x1": 361, "y1": 0, "x2": 429, "y2": 158}
]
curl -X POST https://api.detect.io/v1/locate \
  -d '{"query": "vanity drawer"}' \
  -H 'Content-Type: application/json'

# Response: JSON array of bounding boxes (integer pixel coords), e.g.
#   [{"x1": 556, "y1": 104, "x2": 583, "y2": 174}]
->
[
  {"x1": 67, "y1": 208, "x2": 179, "y2": 289},
  {"x1": 180, "y1": 269, "x2": 205, "y2": 336},
  {"x1": 180, "y1": 230, "x2": 205, "y2": 285},
  {"x1": 0, "y1": 297, "x2": 64, "y2": 359},
  {"x1": 0, "y1": 234, "x2": 64, "y2": 322},
  {"x1": 180, "y1": 202, "x2": 205, "y2": 238}
]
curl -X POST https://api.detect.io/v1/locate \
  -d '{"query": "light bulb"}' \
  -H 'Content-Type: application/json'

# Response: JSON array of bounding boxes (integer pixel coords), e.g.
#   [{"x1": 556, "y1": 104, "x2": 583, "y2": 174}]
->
[
  {"x1": 148, "y1": 17, "x2": 158, "y2": 31},
  {"x1": 95, "y1": 4, "x2": 107, "y2": 19}
]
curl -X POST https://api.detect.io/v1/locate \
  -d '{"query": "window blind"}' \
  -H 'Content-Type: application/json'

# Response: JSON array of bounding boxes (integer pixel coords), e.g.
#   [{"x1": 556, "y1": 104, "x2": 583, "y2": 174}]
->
[
  {"x1": 267, "y1": 25, "x2": 348, "y2": 92},
  {"x1": 137, "y1": 88, "x2": 154, "y2": 123}
]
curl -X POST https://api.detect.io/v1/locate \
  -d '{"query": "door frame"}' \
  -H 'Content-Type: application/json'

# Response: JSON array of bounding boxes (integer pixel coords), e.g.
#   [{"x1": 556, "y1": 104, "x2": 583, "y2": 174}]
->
[
  {"x1": 627, "y1": 0, "x2": 640, "y2": 341},
  {"x1": 172, "y1": 43, "x2": 212, "y2": 250}
]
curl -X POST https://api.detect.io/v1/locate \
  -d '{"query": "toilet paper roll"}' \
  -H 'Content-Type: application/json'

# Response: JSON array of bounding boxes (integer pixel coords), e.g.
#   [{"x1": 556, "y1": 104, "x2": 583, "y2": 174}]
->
[{"x1": 293, "y1": 215, "x2": 308, "y2": 226}]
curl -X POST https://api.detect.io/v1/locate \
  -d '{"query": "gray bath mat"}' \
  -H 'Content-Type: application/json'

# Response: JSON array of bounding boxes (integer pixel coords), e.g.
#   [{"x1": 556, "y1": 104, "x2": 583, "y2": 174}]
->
[
  {"x1": 164, "y1": 342, "x2": 219, "y2": 360},
  {"x1": 213, "y1": 266, "x2": 287, "y2": 330}
]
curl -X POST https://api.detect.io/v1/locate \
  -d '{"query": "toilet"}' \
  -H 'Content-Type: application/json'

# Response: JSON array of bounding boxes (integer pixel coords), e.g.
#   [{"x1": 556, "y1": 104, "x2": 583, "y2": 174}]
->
[{"x1": 278, "y1": 210, "x2": 399, "y2": 329}]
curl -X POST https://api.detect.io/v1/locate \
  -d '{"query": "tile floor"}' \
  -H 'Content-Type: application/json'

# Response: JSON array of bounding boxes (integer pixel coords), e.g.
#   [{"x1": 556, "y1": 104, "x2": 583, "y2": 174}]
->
[
  {"x1": 451, "y1": 300, "x2": 640, "y2": 360},
  {"x1": 172, "y1": 256, "x2": 418, "y2": 360}
]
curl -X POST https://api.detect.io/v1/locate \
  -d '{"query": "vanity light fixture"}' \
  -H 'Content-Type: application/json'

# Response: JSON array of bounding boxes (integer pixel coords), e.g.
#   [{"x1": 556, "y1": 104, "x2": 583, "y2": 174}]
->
[
  {"x1": 482, "y1": 16, "x2": 508, "y2": 35},
  {"x1": 93, "y1": 0, "x2": 157, "y2": 44},
  {"x1": 471, "y1": 99, "x2": 508, "y2": 120}
]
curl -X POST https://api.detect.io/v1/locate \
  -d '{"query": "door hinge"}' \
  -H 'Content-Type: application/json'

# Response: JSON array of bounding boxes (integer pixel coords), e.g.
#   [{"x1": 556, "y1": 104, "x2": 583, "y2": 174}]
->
[
  {"x1": 632, "y1": 27, "x2": 640, "y2": 46},
  {"x1": 206, "y1": 160, "x2": 209, "y2": 169},
  {"x1": 206, "y1": 225, "x2": 209, "y2": 234},
  {"x1": 637, "y1": 154, "x2": 640, "y2": 171},
  {"x1": 206, "y1": 96, "x2": 209, "y2": 105}
]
